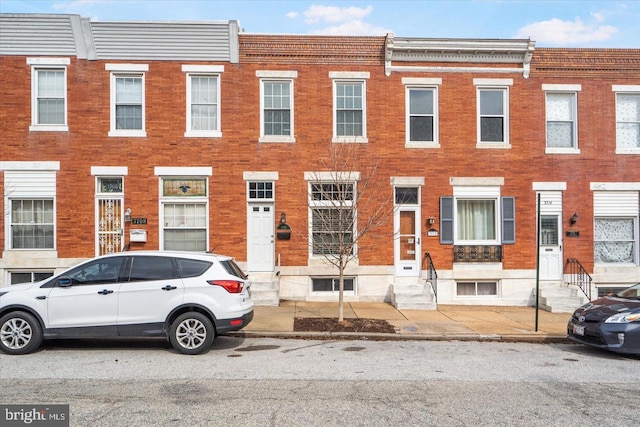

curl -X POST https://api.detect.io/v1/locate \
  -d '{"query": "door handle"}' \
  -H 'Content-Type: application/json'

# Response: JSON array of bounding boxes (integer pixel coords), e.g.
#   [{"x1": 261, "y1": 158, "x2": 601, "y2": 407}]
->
[
  {"x1": 162, "y1": 285, "x2": 177, "y2": 291},
  {"x1": 98, "y1": 289, "x2": 114, "y2": 295}
]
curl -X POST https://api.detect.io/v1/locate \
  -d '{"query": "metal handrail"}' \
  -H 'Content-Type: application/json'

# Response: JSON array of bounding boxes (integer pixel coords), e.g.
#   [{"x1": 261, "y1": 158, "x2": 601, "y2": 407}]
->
[
  {"x1": 564, "y1": 258, "x2": 592, "y2": 301},
  {"x1": 423, "y1": 252, "x2": 438, "y2": 303}
]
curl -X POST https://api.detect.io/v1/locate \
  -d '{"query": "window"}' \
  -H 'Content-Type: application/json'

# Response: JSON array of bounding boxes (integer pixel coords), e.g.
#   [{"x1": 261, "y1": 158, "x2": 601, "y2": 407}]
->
[
  {"x1": 457, "y1": 281, "x2": 498, "y2": 296},
  {"x1": 9, "y1": 271, "x2": 54, "y2": 285},
  {"x1": 248, "y1": 181, "x2": 274, "y2": 200},
  {"x1": 28, "y1": 58, "x2": 69, "y2": 131},
  {"x1": 312, "y1": 277, "x2": 355, "y2": 292},
  {"x1": 64, "y1": 256, "x2": 125, "y2": 285},
  {"x1": 543, "y1": 84, "x2": 581, "y2": 153},
  {"x1": 11, "y1": 199, "x2": 54, "y2": 249},
  {"x1": 440, "y1": 179, "x2": 514, "y2": 246},
  {"x1": 331, "y1": 72, "x2": 369, "y2": 142},
  {"x1": 595, "y1": 218, "x2": 636, "y2": 264},
  {"x1": 129, "y1": 256, "x2": 179, "y2": 281},
  {"x1": 107, "y1": 64, "x2": 148, "y2": 137},
  {"x1": 258, "y1": 71, "x2": 297, "y2": 143},
  {"x1": 183, "y1": 65, "x2": 223, "y2": 137},
  {"x1": 310, "y1": 181, "x2": 355, "y2": 256},
  {"x1": 408, "y1": 88, "x2": 436, "y2": 142},
  {"x1": 478, "y1": 89, "x2": 507, "y2": 143},
  {"x1": 163, "y1": 203, "x2": 207, "y2": 252},
  {"x1": 615, "y1": 92, "x2": 640, "y2": 152}
]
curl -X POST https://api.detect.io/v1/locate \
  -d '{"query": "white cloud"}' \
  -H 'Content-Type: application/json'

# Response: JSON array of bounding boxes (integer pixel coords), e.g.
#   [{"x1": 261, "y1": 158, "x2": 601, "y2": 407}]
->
[
  {"x1": 286, "y1": 11, "x2": 299, "y2": 19},
  {"x1": 310, "y1": 20, "x2": 389, "y2": 36},
  {"x1": 303, "y1": 4, "x2": 373, "y2": 24},
  {"x1": 514, "y1": 17, "x2": 618, "y2": 45}
]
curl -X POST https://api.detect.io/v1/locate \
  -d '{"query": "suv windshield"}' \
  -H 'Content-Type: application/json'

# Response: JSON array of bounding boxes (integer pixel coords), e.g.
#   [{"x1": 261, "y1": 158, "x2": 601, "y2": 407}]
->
[{"x1": 616, "y1": 284, "x2": 640, "y2": 299}]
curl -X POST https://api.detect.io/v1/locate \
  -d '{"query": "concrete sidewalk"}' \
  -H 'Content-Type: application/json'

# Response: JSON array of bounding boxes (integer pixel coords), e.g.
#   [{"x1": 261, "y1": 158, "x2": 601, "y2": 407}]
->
[{"x1": 235, "y1": 301, "x2": 572, "y2": 343}]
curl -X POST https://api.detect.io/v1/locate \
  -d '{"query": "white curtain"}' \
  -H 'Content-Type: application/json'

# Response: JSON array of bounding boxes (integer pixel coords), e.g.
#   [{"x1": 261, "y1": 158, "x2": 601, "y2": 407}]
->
[
  {"x1": 457, "y1": 200, "x2": 495, "y2": 241},
  {"x1": 595, "y1": 218, "x2": 634, "y2": 263}
]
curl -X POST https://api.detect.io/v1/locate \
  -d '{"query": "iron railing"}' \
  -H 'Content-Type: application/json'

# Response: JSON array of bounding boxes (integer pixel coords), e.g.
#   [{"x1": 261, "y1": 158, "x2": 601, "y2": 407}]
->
[
  {"x1": 423, "y1": 252, "x2": 438, "y2": 303},
  {"x1": 564, "y1": 258, "x2": 592, "y2": 301}
]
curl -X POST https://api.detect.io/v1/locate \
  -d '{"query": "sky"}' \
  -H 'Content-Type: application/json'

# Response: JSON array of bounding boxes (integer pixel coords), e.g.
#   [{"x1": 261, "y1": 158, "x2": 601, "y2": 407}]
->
[{"x1": 1, "y1": 0, "x2": 639, "y2": 48}]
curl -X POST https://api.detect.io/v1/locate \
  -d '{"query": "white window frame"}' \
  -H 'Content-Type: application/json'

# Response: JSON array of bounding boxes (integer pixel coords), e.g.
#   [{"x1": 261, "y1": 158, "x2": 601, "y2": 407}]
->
[
  {"x1": 456, "y1": 281, "x2": 499, "y2": 297},
  {"x1": 257, "y1": 70, "x2": 297, "y2": 143},
  {"x1": 613, "y1": 85, "x2": 640, "y2": 155},
  {"x1": 330, "y1": 72, "x2": 369, "y2": 143},
  {"x1": 452, "y1": 178, "x2": 503, "y2": 246},
  {"x1": 1, "y1": 162, "x2": 60, "y2": 252},
  {"x1": 543, "y1": 84, "x2": 581, "y2": 154},
  {"x1": 311, "y1": 277, "x2": 356, "y2": 295},
  {"x1": 28, "y1": 58, "x2": 70, "y2": 132},
  {"x1": 403, "y1": 78, "x2": 441, "y2": 148},
  {"x1": 475, "y1": 79, "x2": 512, "y2": 148},
  {"x1": 155, "y1": 167, "x2": 212, "y2": 252},
  {"x1": 183, "y1": 65, "x2": 224, "y2": 138},
  {"x1": 107, "y1": 64, "x2": 148, "y2": 137},
  {"x1": 305, "y1": 171, "x2": 359, "y2": 258}
]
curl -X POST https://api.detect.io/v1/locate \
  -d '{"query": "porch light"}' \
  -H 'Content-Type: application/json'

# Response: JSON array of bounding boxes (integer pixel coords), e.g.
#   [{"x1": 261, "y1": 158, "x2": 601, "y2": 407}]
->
[{"x1": 570, "y1": 212, "x2": 578, "y2": 226}]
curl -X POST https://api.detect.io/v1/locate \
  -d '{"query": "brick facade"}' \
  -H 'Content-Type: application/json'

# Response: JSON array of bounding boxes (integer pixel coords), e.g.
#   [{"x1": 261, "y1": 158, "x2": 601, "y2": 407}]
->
[{"x1": 1, "y1": 14, "x2": 639, "y2": 306}]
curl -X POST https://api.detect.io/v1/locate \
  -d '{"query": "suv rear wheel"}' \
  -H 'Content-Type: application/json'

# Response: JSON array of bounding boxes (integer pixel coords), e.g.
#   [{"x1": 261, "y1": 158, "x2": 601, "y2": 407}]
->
[
  {"x1": 0, "y1": 312, "x2": 43, "y2": 355},
  {"x1": 169, "y1": 312, "x2": 215, "y2": 355}
]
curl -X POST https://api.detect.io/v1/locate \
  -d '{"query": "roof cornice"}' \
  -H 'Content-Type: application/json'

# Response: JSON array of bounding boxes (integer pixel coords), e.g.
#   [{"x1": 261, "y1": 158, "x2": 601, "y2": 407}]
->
[{"x1": 385, "y1": 33, "x2": 535, "y2": 78}]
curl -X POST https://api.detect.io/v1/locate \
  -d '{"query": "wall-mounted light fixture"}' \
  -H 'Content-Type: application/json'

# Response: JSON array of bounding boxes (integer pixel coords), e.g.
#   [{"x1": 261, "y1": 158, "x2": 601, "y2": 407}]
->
[
  {"x1": 124, "y1": 208, "x2": 132, "y2": 222},
  {"x1": 427, "y1": 217, "x2": 436, "y2": 226},
  {"x1": 277, "y1": 212, "x2": 291, "y2": 240},
  {"x1": 570, "y1": 212, "x2": 578, "y2": 226}
]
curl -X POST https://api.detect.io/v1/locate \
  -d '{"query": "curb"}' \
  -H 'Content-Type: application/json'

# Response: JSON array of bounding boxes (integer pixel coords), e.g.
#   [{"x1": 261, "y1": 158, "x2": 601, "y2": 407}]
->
[{"x1": 226, "y1": 331, "x2": 572, "y2": 344}]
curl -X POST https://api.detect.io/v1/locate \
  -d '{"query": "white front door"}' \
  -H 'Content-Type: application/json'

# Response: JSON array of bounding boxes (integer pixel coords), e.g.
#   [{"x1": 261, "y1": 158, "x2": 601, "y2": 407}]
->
[
  {"x1": 395, "y1": 207, "x2": 421, "y2": 276},
  {"x1": 247, "y1": 203, "x2": 275, "y2": 272},
  {"x1": 539, "y1": 214, "x2": 563, "y2": 280}
]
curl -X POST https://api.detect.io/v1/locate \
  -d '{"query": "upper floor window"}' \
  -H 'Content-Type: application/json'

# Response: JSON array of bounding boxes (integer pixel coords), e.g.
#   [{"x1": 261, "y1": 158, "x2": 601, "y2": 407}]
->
[
  {"x1": 543, "y1": 84, "x2": 581, "y2": 154},
  {"x1": 107, "y1": 64, "x2": 148, "y2": 137},
  {"x1": 28, "y1": 58, "x2": 69, "y2": 132},
  {"x1": 331, "y1": 72, "x2": 369, "y2": 143},
  {"x1": 613, "y1": 86, "x2": 640, "y2": 154},
  {"x1": 258, "y1": 71, "x2": 297, "y2": 143},
  {"x1": 475, "y1": 79, "x2": 512, "y2": 147},
  {"x1": 183, "y1": 65, "x2": 223, "y2": 138},
  {"x1": 403, "y1": 78, "x2": 441, "y2": 148}
]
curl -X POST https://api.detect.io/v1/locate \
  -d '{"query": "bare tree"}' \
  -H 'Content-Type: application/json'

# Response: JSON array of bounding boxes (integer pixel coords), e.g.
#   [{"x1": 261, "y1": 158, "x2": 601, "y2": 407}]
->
[{"x1": 306, "y1": 144, "x2": 397, "y2": 322}]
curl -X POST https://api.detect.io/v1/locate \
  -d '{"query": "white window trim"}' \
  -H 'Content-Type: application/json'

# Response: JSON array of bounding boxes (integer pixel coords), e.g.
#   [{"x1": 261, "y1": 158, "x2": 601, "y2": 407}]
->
[
  {"x1": 310, "y1": 276, "x2": 357, "y2": 295},
  {"x1": 331, "y1": 72, "x2": 369, "y2": 143},
  {"x1": 455, "y1": 280, "x2": 500, "y2": 298},
  {"x1": 305, "y1": 171, "x2": 360, "y2": 259},
  {"x1": 543, "y1": 85, "x2": 581, "y2": 154},
  {"x1": 475, "y1": 79, "x2": 512, "y2": 149},
  {"x1": 107, "y1": 64, "x2": 148, "y2": 138},
  {"x1": 258, "y1": 70, "x2": 297, "y2": 143},
  {"x1": 403, "y1": 78, "x2": 441, "y2": 148},
  {"x1": 613, "y1": 85, "x2": 640, "y2": 155},
  {"x1": 452, "y1": 184, "x2": 502, "y2": 246},
  {"x1": 183, "y1": 65, "x2": 224, "y2": 138},
  {"x1": 158, "y1": 176, "x2": 210, "y2": 252},
  {"x1": 28, "y1": 58, "x2": 70, "y2": 132}
]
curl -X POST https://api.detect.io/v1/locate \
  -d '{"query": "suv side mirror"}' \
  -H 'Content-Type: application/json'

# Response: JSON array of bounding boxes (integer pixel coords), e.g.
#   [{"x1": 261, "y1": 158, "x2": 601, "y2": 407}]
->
[{"x1": 57, "y1": 277, "x2": 73, "y2": 288}]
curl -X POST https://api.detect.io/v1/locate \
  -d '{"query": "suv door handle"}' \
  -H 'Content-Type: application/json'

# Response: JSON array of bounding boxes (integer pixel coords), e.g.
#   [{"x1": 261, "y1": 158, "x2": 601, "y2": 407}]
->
[
  {"x1": 98, "y1": 289, "x2": 114, "y2": 295},
  {"x1": 162, "y1": 285, "x2": 177, "y2": 291}
]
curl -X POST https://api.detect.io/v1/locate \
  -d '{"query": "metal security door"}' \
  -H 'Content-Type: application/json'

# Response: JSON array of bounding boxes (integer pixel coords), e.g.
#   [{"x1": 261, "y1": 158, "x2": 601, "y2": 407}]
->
[
  {"x1": 97, "y1": 198, "x2": 123, "y2": 255},
  {"x1": 247, "y1": 203, "x2": 274, "y2": 272}
]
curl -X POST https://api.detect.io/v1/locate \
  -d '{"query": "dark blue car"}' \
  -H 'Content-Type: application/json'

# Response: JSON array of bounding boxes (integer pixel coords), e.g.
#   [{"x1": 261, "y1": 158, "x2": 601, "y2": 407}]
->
[{"x1": 568, "y1": 283, "x2": 640, "y2": 355}]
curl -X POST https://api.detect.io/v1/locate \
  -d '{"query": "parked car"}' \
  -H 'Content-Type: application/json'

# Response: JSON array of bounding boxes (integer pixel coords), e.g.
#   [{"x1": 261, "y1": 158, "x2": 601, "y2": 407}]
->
[
  {"x1": 567, "y1": 283, "x2": 640, "y2": 355},
  {"x1": 0, "y1": 251, "x2": 253, "y2": 355}
]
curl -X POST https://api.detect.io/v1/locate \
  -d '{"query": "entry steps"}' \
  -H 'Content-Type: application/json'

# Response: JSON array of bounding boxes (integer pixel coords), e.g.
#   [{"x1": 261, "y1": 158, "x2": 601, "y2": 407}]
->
[
  {"x1": 390, "y1": 279, "x2": 437, "y2": 310},
  {"x1": 538, "y1": 284, "x2": 587, "y2": 313},
  {"x1": 247, "y1": 272, "x2": 280, "y2": 306}
]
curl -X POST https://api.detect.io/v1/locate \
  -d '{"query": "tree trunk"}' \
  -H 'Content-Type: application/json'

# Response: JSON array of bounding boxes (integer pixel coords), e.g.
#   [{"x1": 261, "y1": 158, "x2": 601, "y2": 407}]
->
[{"x1": 338, "y1": 263, "x2": 345, "y2": 322}]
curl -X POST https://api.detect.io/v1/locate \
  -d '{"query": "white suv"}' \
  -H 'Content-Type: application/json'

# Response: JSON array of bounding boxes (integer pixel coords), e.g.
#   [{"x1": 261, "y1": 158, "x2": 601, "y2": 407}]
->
[{"x1": 0, "y1": 251, "x2": 254, "y2": 355}]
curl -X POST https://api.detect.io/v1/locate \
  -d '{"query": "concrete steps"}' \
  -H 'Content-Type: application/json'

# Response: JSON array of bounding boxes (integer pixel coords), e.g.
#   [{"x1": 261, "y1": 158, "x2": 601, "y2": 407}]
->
[
  {"x1": 539, "y1": 285, "x2": 587, "y2": 313},
  {"x1": 248, "y1": 273, "x2": 280, "y2": 306},
  {"x1": 390, "y1": 280, "x2": 437, "y2": 310}
]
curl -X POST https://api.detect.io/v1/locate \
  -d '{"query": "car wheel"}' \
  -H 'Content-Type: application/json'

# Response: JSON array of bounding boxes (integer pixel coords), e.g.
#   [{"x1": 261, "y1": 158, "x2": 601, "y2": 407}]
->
[
  {"x1": 169, "y1": 312, "x2": 215, "y2": 355},
  {"x1": 0, "y1": 312, "x2": 43, "y2": 355}
]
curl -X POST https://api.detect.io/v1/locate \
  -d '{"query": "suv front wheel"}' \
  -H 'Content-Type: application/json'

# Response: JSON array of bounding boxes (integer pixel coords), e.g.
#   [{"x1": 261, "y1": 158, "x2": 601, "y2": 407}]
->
[
  {"x1": 169, "y1": 312, "x2": 215, "y2": 355},
  {"x1": 0, "y1": 312, "x2": 43, "y2": 355}
]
